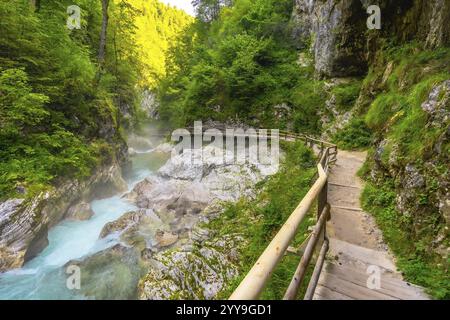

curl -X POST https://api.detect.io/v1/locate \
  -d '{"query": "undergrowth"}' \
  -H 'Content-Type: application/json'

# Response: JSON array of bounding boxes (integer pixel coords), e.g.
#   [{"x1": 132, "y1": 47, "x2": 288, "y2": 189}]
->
[
  {"x1": 209, "y1": 140, "x2": 318, "y2": 299},
  {"x1": 361, "y1": 180, "x2": 449, "y2": 299},
  {"x1": 333, "y1": 118, "x2": 372, "y2": 150}
]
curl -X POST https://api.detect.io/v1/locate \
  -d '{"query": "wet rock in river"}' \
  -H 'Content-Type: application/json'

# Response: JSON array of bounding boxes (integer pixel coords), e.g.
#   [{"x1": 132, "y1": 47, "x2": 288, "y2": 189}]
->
[
  {"x1": 100, "y1": 209, "x2": 166, "y2": 250},
  {"x1": 67, "y1": 244, "x2": 144, "y2": 300},
  {"x1": 65, "y1": 202, "x2": 95, "y2": 221},
  {"x1": 153, "y1": 142, "x2": 173, "y2": 154}
]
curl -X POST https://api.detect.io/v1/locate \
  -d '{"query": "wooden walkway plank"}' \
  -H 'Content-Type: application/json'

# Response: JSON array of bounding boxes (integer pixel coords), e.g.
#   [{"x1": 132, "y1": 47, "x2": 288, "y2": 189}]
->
[
  {"x1": 313, "y1": 284, "x2": 354, "y2": 300},
  {"x1": 318, "y1": 272, "x2": 400, "y2": 300},
  {"x1": 322, "y1": 261, "x2": 428, "y2": 300},
  {"x1": 314, "y1": 150, "x2": 430, "y2": 300}
]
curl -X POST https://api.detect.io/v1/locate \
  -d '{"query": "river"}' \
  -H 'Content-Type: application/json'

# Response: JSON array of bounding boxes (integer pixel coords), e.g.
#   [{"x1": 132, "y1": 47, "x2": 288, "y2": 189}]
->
[{"x1": 0, "y1": 149, "x2": 168, "y2": 299}]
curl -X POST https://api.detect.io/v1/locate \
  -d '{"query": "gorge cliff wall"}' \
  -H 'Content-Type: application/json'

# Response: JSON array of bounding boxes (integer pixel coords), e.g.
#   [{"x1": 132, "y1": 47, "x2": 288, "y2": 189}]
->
[{"x1": 292, "y1": 0, "x2": 449, "y2": 262}]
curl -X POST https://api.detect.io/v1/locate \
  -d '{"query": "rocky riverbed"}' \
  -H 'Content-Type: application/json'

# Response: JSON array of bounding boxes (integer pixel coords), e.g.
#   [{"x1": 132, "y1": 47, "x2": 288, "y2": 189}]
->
[
  {"x1": 0, "y1": 137, "x2": 276, "y2": 299},
  {"x1": 75, "y1": 144, "x2": 274, "y2": 299}
]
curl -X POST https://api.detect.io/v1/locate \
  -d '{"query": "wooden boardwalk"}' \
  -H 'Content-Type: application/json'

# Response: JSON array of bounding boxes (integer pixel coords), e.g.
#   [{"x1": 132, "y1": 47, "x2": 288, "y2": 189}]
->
[{"x1": 313, "y1": 151, "x2": 429, "y2": 300}]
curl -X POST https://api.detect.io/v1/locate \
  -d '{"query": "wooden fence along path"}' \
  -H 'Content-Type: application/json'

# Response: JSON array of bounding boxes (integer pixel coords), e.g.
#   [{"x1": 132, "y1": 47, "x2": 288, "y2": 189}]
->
[
  {"x1": 229, "y1": 132, "x2": 429, "y2": 300},
  {"x1": 148, "y1": 127, "x2": 429, "y2": 299}
]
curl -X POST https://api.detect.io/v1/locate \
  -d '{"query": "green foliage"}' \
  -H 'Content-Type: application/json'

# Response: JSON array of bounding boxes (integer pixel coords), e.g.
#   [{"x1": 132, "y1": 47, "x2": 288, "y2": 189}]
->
[
  {"x1": 130, "y1": 0, "x2": 193, "y2": 87},
  {"x1": 357, "y1": 42, "x2": 450, "y2": 300},
  {"x1": 192, "y1": 0, "x2": 232, "y2": 23},
  {"x1": 333, "y1": 118, "x2": 372, "y2": 150},
  {"x1": 384, "y1": 43, "x2": 450, "y2": 93},
  {"x1": 361, "y1": 181, "x2": 449, "y2": 299},
  {"x1": 331, "y1": 80, "x2": 362, "y2": 112},
  {"x1": 208, "y1": 141, "x2": 318, "y2": 299},
  {"x1": 365, "y1": 93, "x2": 407, "y2": 131},
  {"x1": 158, "y1": 0, "x2": 325, "y2": 133},
  {"x1": 0, "y1": 0, "x2": 172, "y2": 199},
  {"x1": 291, "y1": 75, "x2": 326, "y2": 133},
  {"x1": 363, "y1": 43, "x2": 450, "y2": 162},
  {"x1": 0, "y1": 68, "x2": 99, "y2": 198}
]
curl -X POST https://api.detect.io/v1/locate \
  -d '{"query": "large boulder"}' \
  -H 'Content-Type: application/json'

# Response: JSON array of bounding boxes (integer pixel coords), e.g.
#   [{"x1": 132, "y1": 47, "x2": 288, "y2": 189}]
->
[
  {"x1": 138, "y1": 234, "x2": 244, "y2": 300},
  {"x1": 66, "y1": 244, "x2": 144, "y2": 300},
  {"x1": 100, "y1": 209, "x2": 166, "y2": 250},
  {"x1": 125, "y1": 176, "x2": 210, "y2": 215},
  {"x1": 65, "y1": 202, "x2": 95, "y2": 221}
]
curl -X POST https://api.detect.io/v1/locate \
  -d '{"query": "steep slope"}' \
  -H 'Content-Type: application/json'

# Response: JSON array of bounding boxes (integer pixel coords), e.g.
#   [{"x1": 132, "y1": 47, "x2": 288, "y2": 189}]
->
[{"x1": 292, "y1": 0, "x2": 449, "y2": 298}]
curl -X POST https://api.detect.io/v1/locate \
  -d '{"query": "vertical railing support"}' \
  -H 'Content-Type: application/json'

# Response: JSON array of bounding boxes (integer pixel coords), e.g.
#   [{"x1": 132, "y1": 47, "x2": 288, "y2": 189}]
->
[{"x1": 230, "y1": 132, "x2": 337, "y2": 300}]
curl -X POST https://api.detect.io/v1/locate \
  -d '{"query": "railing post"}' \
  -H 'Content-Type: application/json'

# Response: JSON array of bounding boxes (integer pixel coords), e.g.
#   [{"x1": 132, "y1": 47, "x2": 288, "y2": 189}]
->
[
  {"x1": 318, "y1": 151, "x2": 329, "y2": 227},
  {"x1": 229, "y1": 131, "x2": 337, "y2": 300}
]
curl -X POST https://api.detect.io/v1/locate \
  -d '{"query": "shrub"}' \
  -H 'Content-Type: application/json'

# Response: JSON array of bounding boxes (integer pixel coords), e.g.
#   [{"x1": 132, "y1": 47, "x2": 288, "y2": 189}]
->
[
  {"x1": 361, "y1": 181, "x2": 449, "y2": 299},
  {"x1": 333, "y1": 118, "x2": 372, "y2": 150},
  {"x1": 331, "y1": 80, "x2": 362, "y2": 111},
  {"x1": 365, "y1": 93, "x2": 408, "y2": 131}
]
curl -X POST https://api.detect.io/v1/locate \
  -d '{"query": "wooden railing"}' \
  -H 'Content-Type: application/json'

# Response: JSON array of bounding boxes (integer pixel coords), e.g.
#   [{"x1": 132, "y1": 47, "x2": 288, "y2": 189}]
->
[{"x1": 229, "y1": 132, "x2": 337, "y2": 300}]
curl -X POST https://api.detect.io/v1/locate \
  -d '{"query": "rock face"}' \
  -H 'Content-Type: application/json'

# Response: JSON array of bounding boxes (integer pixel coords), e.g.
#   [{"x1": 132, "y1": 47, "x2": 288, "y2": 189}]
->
[
  {"x1": 0, "y1": 163, "x2": 128, "y2": 272},
  {"x1": 102, "y1": 144, "x2": 274, "y2": 299},
  {"x1": 138, "y1": 233, "x2": 244, "y2": 300},
  {"x1": 141, "y1": 90, "x2": 159, "y2": 119},
  {"x1": 292, "y1": 0, "x2": 449, "y2": 261},
  {"x1": 292, "y1": 0, "x2": 450, "y2": 77},
  {"x1": 421, "y1": 80, "x2": 450, "y2": 126},
  {"x1": 319, "y1": 78, "x2": 359, "y2": 138},
  {"x1": 293, "y1": 0, "x2": 368, "y2": 77}
]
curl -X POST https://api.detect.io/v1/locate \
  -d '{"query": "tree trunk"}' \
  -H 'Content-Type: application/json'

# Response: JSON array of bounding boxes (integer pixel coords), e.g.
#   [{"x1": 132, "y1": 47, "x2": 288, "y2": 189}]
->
[
  {"x1": 98, "y1": 0, "x2": 109, "y2": 66},
  {"x1": 29, "y1": 0, "x2": 41, "y2": 12}
]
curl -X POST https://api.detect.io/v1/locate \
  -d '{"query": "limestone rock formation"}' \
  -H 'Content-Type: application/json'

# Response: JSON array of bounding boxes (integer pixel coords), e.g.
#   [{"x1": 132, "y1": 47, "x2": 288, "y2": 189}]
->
[
  {"x1": 138, "y1": 234, "x2": 244, "y2": 300},
  {"x1": 65, "y1": 202, "x2": 95, "y2": 221},
  {"x1": 293, "y1": 0, "x2": 368, "y2": 77},
  {"x1": 292, "y1": 0, "x2": 450, "y2": 78},
  {"x1": 98, "y1": 144, "x2": 275, "y2": 299},
  {"x1": 0, "y1": 163, "x2": 128, "y2": 272}
]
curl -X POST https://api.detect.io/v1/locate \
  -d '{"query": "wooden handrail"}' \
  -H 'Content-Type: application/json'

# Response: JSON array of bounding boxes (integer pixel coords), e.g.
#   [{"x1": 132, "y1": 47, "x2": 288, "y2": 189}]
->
[
  {"x1": 229, "y1": 133, "x2": 337, "y2": 300},
  {"x1": 283, "y1": 203, "x2": 330, "y2": 300}
]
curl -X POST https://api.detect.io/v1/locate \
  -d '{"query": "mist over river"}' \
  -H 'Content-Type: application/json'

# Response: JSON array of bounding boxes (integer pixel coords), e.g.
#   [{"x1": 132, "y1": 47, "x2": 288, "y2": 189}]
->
[{"x1": 0, "y1": 150, "x2": 168, "y2": 300}]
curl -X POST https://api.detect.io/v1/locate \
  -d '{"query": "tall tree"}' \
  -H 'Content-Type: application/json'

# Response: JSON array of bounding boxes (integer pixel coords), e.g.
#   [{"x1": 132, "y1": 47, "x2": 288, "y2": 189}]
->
[
  {"x1": 98, "y1": 0, "x2": 110, "y2": 65},
  {"x1": 29, "y1": 0, "x2": 41, "y2": 12},
  {"x1": 192, "y1": 0, "x2": 232, "y2": 22}
]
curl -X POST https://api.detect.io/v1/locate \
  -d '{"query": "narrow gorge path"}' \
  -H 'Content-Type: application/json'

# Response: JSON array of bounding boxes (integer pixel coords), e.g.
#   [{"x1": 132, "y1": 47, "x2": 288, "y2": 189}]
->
[{"x1": 313, "y1": 150, "x2": 429, "y2": 300}]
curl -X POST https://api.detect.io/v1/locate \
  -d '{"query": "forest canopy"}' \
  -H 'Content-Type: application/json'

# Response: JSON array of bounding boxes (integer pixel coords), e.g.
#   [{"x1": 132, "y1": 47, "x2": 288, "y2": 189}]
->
[
  {"x1": 0, "y1": 0, "x2": 191, "y2": 199},
  {"x1": 157, "y1": 0, "x2": 325, "y2": 132}
]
